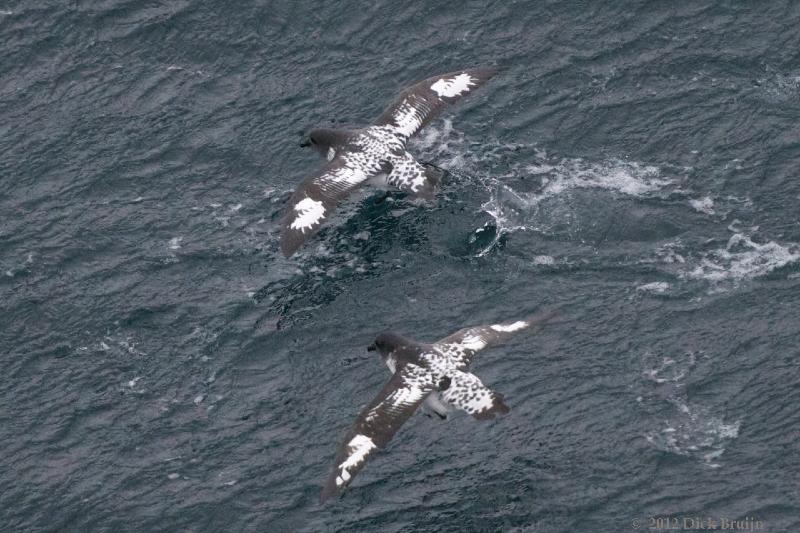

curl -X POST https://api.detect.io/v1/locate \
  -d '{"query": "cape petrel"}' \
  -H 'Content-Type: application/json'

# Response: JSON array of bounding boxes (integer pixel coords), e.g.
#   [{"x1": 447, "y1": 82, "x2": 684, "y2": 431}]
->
[
  {"x1": 320, "y1": 308, "x2": 557, "y2": 503},
  {"x1": 281, "y1": 67, "x2": 501, "y2": 257}
]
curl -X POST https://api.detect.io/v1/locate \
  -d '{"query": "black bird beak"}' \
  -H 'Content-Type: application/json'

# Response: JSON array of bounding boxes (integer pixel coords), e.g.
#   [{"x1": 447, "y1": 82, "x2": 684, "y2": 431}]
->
[
  {"x1": 367, "y1": 343, "x2": 376, "y2": 352},
  {"x1": 299, "y1": 138, "x2": 311, "y2": 148}
]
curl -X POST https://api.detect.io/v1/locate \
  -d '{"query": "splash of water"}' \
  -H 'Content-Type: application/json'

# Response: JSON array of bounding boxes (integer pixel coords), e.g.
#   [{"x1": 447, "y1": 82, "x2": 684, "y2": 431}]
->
[
  {"x1": 640, "y1": 352, "x2": 741, "y2": 467},
  {"x1": 682, "y1": 233, "x2": 800, "y2": 283},
  {"x1": 412, "y1": 120, "x2": 676, "y2": 256}
]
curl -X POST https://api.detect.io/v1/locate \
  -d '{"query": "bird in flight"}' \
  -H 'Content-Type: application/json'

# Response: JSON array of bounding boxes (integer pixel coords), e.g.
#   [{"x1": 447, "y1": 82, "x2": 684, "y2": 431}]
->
[
  {"x1": 281, "y1": 67, "x2": 501, "y2": 257},
  {"x1": 320, "y1": 308, "x2": 557, "y2": 503}
]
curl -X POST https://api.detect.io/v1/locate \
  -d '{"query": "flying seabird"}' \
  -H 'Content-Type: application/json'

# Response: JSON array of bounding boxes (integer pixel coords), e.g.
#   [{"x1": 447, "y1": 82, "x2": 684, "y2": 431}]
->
[
  {"x1": 281, "y1": 67, "x2": 501, "y2": 257},
  {"x1": 319, "y1": 308, "x2": 557, "y2": 503}
]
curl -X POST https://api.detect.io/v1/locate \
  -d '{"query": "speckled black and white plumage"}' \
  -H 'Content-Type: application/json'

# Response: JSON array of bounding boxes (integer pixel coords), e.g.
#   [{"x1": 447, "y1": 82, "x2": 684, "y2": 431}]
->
[
  {"x1": 320, "y1": 309, "x2": 558, "y2": 503},
  {"x1": 280, "y1": 67, "x2": 500, "y2": 257}
]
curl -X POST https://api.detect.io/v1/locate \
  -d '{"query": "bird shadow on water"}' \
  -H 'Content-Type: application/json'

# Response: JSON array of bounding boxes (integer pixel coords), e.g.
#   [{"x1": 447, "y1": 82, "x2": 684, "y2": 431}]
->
[{"x1": 253, "y1": 193, "x2": 433, "y2": 329}]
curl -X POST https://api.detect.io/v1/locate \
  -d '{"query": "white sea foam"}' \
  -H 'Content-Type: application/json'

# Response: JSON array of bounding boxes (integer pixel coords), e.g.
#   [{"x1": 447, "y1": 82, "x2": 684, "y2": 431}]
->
[
  {"x1": 2, "y1": 252, "x2": 35, "y2": 277},
  {"x1": 532, "y1": 255, "x2": 555, "y2": 265},
  {"x1": 526, "y1": 157, "x2": 670, "y2": 197},
  {"x1": 477, "y1": 156, "x2": 672, "y2": 255},
  {"x1": 410, "y1": 121, "x2": 678, "y2": 256},
  {"x1": 411, "y1": 119, "x2": 791, "y2": 287},
  {"x1": 655, "y1": 240, "x2": 687, "y2": 264},
  {"x1": 689, "y1": 196, "x2": 715, "y2": 214},
  {"x1": 641, "y1": 352, "x2": 740, "y2": 467},
  {"x1": 645, "y1": 404, "x2": 741, "y2": 468},
  {"x1": 409, "y1": 118, "x2": 466, "y2": 169},
  {"x1": 643, "y1": 353, "x2": 696, "y2": 384},
  {"x1": 756, "y1": 68, "x2": 800, "y2": 102},
  {"x1": 636, "y1": 281, "x2": 670, "y2": 294},
  {"x1": 103, "y1": 334, "x2": 147, "y2": 357},
  {"x1": 682, "y1": 233, "x2": 800, "y2": 283}
]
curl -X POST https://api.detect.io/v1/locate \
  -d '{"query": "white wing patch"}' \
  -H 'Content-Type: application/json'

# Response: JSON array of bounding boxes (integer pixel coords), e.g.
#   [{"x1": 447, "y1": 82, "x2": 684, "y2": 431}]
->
[
  {"x1": 324, "y1": 164, "x2": 369, "y2": 188},
  {"x1": 490, "y1": 321, "x2": 528, "y2": 333},
  {"x1": 388, "y1": 380, "x2": 426, "y2": 407},
  {"x1": 335, "y1": 434, "x2": 377, "y2": 486},
  {"x1": 290, "y1": 197, "x2": 325, "y2": 232},
  {"x1": 459, "y1": 334, "x2": 487, "y2": 352},
  {"x1": 391, "y1": 101, "x2": 424, "y2": 138},
  {"x1": 430, "y1": 73, "x2": 475, "y2": 98},
  {"x1": 310, "y1": 164, "x2": 371, "y2": 200},
  {"x1": 327, "y1": 147, "x2": 336, "y2": 161}
]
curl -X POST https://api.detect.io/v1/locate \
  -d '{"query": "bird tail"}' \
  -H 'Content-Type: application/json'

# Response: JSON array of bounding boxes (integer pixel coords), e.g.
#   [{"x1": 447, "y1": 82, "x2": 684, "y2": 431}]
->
[{"x1": 411, "y1": 163, "x2": 444, "y2": 202}]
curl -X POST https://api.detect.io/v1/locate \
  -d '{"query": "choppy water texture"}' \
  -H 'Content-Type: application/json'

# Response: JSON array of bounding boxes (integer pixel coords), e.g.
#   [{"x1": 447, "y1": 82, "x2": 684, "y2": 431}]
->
[{"x1": 2, "y1": 1, "x2": 800, "y2": 532}]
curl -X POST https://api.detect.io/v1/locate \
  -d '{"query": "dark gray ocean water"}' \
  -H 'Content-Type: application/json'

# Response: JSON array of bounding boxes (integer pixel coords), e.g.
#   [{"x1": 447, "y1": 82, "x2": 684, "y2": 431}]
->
[{"x1": 2, "y1": 1, "x2": 800, "y2": 532}]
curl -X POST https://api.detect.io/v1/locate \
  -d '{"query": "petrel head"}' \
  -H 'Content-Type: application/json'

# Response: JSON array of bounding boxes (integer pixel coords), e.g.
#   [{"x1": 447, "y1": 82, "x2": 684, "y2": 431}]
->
[
  {"x1": 298, "y1": 131, "x2": 315, "y2": 148},
  {"x1": 300, "y1": 128, "x2": 348, "y2": 160},
  {"x1": 367, "y1": 332, "x2": 409, "y2": 355}
]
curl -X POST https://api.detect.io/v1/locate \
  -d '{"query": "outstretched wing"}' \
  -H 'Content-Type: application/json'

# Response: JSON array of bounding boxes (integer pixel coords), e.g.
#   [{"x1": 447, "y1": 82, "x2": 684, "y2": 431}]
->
[
  {"x1": 280, "y1": 156, "x2": 374, "y2": 257},
  {"x1": 434, "y1": 308, "x2": 559, "y2": 368},
  {"x1": 374, "y1": 67, "x2": 500, "y2": 141},
  {"x1": 320, "y1": 364, "x2": 435, "y2": 503},
  {"x1": 441, "y1": 370, "x2": 509, "y2": 420}
]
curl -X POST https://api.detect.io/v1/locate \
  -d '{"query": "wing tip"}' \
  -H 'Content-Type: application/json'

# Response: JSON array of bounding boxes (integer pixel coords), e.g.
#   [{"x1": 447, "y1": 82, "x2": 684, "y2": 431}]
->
[
  {"x1": 523, "y1": 306, "x2": 563, "y2": 329},
  {"x1": 466, "y1": 65, "x2": 505, "y2": 80},
  {"x1": 497, "y1": 397, "x2": 510, "y2": 414},
  {"x1": 319, "y1": 483, "x2": 339, "y2": 504},
  {"x1": 280, "y1": 231, "x2": 303, "y2": 259},
  {"x1": 279, "y1": 233, "x2": 299, "y2": 258}
]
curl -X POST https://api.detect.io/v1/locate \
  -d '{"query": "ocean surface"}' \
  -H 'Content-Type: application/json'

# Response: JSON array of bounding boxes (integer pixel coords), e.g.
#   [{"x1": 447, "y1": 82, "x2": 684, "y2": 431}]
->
[{"x1": 2, "y1": 1, "x2": 799, "y2": 532}]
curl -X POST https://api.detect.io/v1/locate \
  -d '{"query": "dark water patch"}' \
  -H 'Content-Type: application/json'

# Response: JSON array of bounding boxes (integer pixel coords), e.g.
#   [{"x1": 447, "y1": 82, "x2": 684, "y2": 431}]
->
[{"x1": 3, "y1": 1, "x2": 800, "y2": 532}]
